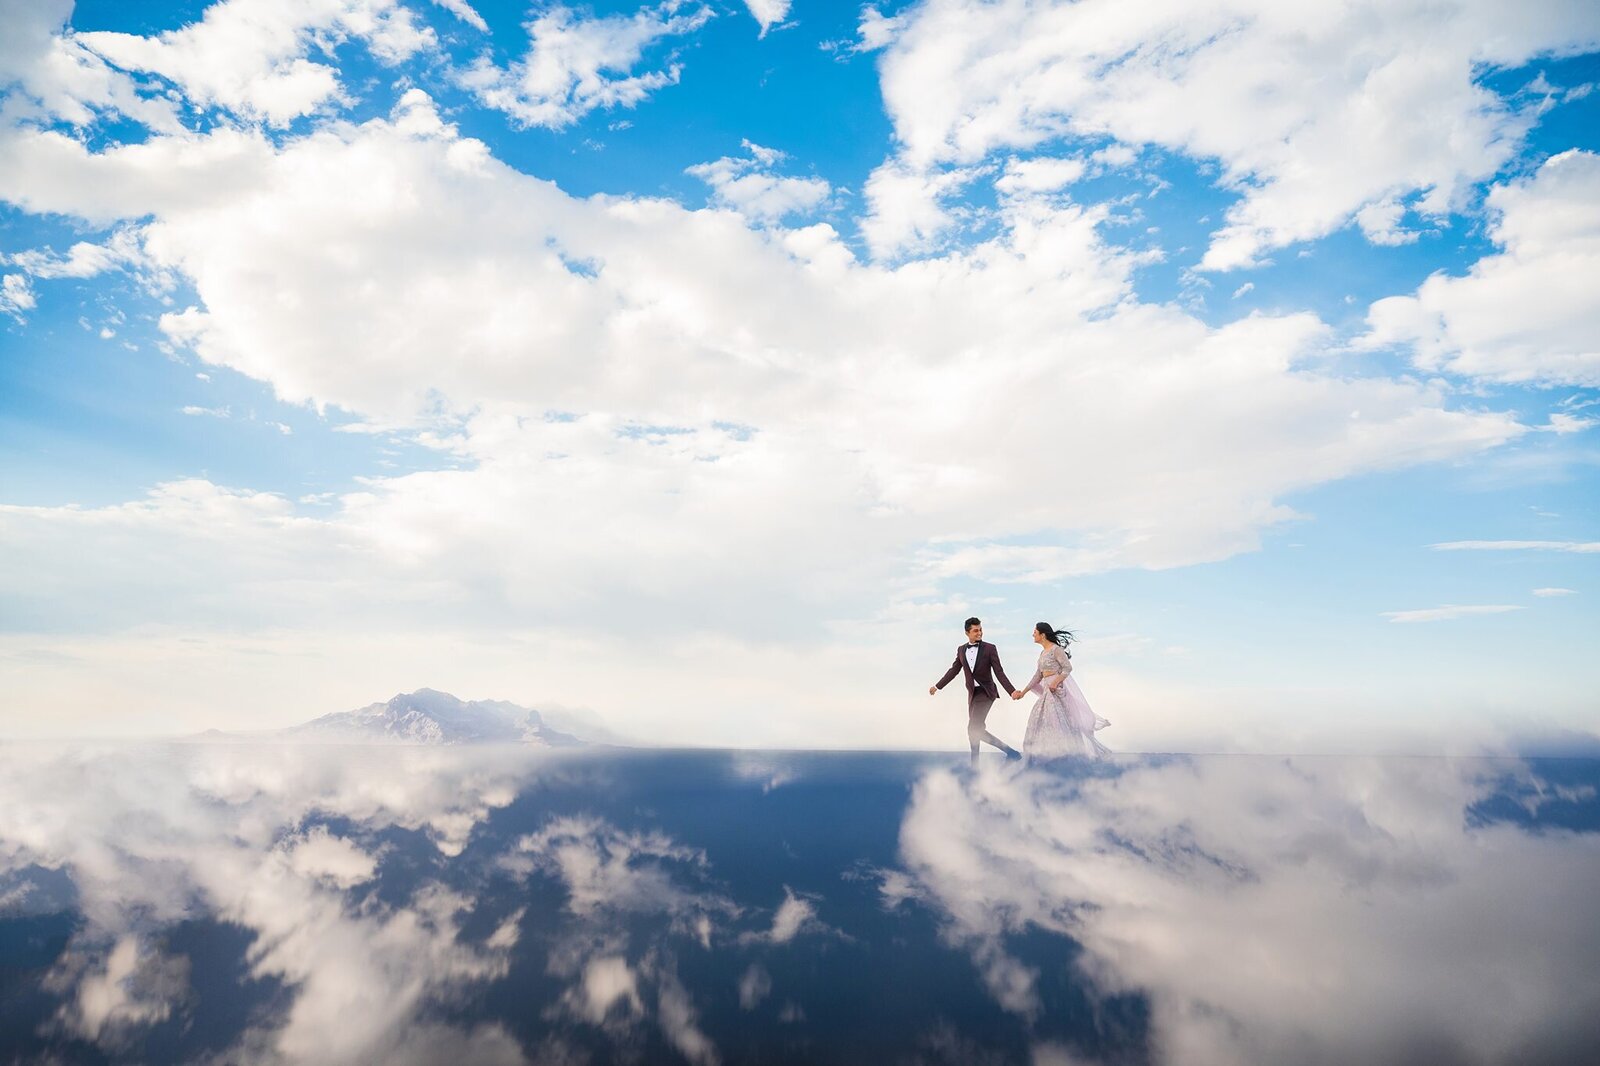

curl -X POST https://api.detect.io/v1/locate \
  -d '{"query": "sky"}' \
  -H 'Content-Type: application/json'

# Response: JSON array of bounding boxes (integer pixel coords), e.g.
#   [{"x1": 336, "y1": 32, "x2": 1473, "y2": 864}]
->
[{"x1": 0, "y1": 0, "x2": 1597, "y2": 751}]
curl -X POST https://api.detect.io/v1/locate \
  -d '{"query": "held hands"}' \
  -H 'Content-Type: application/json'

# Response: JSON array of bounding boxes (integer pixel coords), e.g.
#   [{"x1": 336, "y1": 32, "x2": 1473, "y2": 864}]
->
[{"x1": 1011, "y1": 690, "x2": 1024, "y2": 700}]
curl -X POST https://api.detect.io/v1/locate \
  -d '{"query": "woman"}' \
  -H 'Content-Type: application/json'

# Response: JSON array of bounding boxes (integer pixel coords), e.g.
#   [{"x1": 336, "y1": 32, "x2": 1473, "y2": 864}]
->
[{"x1": 1012, "y1": 623, "x2": 1111, "y2": 763}]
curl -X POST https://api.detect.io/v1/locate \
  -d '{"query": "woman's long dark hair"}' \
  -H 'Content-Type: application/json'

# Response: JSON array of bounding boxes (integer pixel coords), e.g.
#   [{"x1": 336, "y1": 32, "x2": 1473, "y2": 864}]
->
[{"x1": 1035, "y1": 622, "x2": 1074, "y2": 652}]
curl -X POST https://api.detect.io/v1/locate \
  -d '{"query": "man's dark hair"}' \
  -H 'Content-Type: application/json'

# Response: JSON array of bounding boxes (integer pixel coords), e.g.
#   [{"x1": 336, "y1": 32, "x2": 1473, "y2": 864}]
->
[{"x1": 964, "y1": 617, "x2": 982, "y2": 632}]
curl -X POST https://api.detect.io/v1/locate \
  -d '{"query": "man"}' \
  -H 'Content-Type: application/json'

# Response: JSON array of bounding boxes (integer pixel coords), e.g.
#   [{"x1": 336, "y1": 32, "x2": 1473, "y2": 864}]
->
[{"x1": 929, "y1": 617, "x2": 1022, "y2": 765}]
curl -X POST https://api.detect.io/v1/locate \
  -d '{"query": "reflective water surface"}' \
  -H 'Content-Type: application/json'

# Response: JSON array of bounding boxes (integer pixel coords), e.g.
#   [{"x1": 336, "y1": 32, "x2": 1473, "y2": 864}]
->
[{"x1": 1, "y1": 745, "x2": 1597, "y2": 1065}]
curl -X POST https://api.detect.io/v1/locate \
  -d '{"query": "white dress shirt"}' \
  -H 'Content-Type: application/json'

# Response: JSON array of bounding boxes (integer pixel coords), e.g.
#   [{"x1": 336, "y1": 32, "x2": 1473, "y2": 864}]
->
[{"x1": 965, "y1": 643, "x2": 979, "y2": 672}]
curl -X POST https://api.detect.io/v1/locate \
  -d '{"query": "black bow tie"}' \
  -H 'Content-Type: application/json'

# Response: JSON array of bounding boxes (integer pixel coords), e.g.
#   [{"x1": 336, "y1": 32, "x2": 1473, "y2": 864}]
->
[{"x1": 967, "y1": 643, "x2": 980, "y2": 648}]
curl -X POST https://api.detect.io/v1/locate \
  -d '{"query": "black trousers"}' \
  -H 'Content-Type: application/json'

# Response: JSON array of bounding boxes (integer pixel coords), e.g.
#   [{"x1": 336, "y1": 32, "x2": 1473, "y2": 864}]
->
[{"x1": 966, "y1": 689, "x2": 997, "y2": 745}]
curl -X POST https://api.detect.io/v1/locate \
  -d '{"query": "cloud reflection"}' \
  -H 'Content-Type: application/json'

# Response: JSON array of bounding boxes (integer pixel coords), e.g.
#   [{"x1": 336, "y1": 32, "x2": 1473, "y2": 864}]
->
[
  {"x1": 0, "y1": 742, "x2": 546, "y2": 1065},
  {"x1": 893, "y1": 758, "x2": 1600, "y2": 1065},
  {"x1": 4, "y1": 745, "x2": 1596, "y2": 1065}
]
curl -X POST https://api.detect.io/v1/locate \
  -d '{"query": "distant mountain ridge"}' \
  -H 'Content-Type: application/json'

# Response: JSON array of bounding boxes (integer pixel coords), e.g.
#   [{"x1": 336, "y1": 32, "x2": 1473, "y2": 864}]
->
[{"x1": 285, "y1": 688, "x2": 590, "y2": 746}]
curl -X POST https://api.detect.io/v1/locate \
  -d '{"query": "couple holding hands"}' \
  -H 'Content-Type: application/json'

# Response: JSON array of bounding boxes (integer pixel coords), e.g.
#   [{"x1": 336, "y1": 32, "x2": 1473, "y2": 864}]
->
[{"x1": 930, "y1": 617, "x2": 1111, "y2": 766}]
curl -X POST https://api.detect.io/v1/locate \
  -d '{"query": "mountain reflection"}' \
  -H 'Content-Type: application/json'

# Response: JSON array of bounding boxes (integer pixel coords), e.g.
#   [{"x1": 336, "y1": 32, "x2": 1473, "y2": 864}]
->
[{"x1": 1, "y1": 744, "x2": 1596, "y2": 1065}]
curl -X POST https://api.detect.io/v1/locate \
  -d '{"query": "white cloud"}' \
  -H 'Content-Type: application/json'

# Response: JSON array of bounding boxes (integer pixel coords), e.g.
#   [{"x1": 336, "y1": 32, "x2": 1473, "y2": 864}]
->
[
  {"x1": 0, "y1": 272, "x2": 35, "y2": 318},
  {"x1": 5, "y1": 232, "x2": 139, "y2": 279},
  {"x1": 0, "y1": 743, "x2": 536, "y2": 1062},
  {"x1": 740, "y1": 887, "x2": 823, "y2": 945},
  {"x1": 77, "y1": 0, "x2": 435, "y2": 127},
  {"x1": 1365, "y1": 149, "x2": 1600, "y2": 386},
  {"x1": 430, "y1": 0, "x2": 489, "y2": 33},
  {"x1": 687, "y1": 140, "x2": 831, "y2": 220},
  {"x1": 572, "y1": 955, "x2": 643, "y2": 1023},
  {"x1": 766, "y1": 889, "x2": 817, "y2": 942},
  {"x1": 1544, "y1": 412, "x2": 1597, "y2": 434},
  {"x1": 656, "y1": 969, "x2": 720, "y2": 1066},
  {"x1": 737, "y1": 963, "x2": 771, "y2": 1009},
  {"x1": 994, "y1": 156, "x2": 1085, "y2": 197},
  {"x1": 1532, "y1": 587, "x2": 1576, "y2": 597},
  {"x1": 894, "y1": 758, "x2": 1600, "y2": 1063},
  {"x1": 1090, "y1": 143, "x2": 1138, "y2": 169},
  {"x1": 744, "y1": 0, "x2": 791, "y2": 39},
  {"x1": 854, "y1": 6, "x2": 903, "y2": 52},
  {"x1": 1354, "y1": 196, "x2": 1418, "y2": 247},
  {"x1": 507, "y1": 815, "x2": 733, "y2": 922},
  {"x1": 859, "y1": 158, "x2": 980, "y2": 256},
  {"x1": 867, "y1": 0, "x2": 1600, "y2": 268},
  {"x1": 500, "y1": 813, "x2": 732, "y2": 1061},
  {"x1": 460, "y1": 1, "x2": 712, "y2": 129},
  {"x1": 0, "y1": 29, "x2": 1547, "y2": 749},
  {"x1": 1381, "y1": 604, "x2": 1525, "y2": 623},
  {"x1": 53, "y1": 935, "x2": 189, "y2": 1044},
  {"x1": 283, "y1": 825, "x2": 380, "y2": 888},
  {"x1": 1, "y1": 92, "x2": 1512, "y2": 536},
  {"x1": 0, "y1": 0, "x2": 180, "y2": 130},
  {"x1": 0, "y1": 122, "x2": 277, "y2": 228},
  {"x1": 1430, "y1": 540, "x2": 1600, "y2": 553}
]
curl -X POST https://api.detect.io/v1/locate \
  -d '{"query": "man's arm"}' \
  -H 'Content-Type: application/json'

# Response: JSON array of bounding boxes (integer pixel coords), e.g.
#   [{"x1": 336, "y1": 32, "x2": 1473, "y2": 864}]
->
[
  {"x1": 990, "y1": 647, "x2": 1016, "y2": 695},
  {"x1": 933, "y1": 655, "x2": 962, "y2": 691}
]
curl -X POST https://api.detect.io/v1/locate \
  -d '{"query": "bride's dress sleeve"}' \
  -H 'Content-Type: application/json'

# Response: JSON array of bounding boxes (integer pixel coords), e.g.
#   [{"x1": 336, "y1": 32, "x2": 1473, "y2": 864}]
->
[{"x1": 1045, "y1": 646, "x2": 1071, "y2": 689}]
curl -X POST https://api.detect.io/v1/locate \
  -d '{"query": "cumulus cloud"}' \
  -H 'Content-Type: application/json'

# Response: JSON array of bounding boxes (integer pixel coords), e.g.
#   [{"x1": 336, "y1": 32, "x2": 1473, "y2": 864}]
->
[
  {"x1": 854, "y1": 6, "x2": 903, "y2": 52},
  {"x1": 460, "y1": 1, "x2": 712, "y2": 129},
  {"x1": 744, "y1": 0, "x2": 791, "y2": 39},
  {"x1": 1365, "y1": 149, "x2": 1600, "y2": 386},
  {"x1": 865, "y1": 0, "x2": 1600, "y2": 267},
  {"x1": 0, "y1": 0, "x2": 180, "y2": 129},
  {"x1": 859, "y1": 158, "x2": 980, "y2": 256},
  {"x1": 0, "y1": 8, "x2": 1561, "y2": 749},
  {"x1": 0, "y1": 79, "x2": 1536, "y2": 747},
  {"x1": 687, "y1": 140, "x2": 831, "y2": 220},
  {"x1": 893, "y1": 759, "x2": 1600, "y2": 1064},
  {"x1": 76, "y1": 0, "x2": 435, "y2": 127},
  {"x1": 994, "y1": 156, "x2": 1085, "y2": 198}
]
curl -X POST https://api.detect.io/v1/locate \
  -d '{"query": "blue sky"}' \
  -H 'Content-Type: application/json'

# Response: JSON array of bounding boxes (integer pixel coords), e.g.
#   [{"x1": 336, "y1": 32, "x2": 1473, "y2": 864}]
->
[{"x1": 1, "y1": 0, "x2": 1597, "y2": 749}]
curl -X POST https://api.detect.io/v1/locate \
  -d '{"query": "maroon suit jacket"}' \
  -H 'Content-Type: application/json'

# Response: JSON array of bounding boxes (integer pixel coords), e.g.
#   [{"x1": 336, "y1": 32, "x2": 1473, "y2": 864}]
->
[{"x1": 936, "y1": 641, "x2": 1016, "y2": 701}]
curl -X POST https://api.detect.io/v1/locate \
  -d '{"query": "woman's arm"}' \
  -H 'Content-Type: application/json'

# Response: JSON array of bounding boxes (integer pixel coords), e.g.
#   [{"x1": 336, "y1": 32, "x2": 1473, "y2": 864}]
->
[{"x1": 1046, "y1": 647, "x2": 1070, "y2": 690}]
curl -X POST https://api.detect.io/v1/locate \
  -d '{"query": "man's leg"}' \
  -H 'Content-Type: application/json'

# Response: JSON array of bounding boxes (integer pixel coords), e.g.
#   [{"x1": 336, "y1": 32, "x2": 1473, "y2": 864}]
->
[{"x1": 967, "y1": 694, "x2": 1019, "y2": 763}]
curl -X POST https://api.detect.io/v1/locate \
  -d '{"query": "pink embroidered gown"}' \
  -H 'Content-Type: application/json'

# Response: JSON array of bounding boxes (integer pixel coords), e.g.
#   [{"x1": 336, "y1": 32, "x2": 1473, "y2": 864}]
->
[{"x1": 1022, "y1": 644, "x2": 1111, "y2": 763}]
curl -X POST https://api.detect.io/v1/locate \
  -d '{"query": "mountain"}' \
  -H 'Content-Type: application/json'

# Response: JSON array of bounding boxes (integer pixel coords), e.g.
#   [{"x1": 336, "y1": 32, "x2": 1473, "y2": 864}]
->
[{"x1": 286, "y1": 688, "x2": 590, "y2": 746}]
